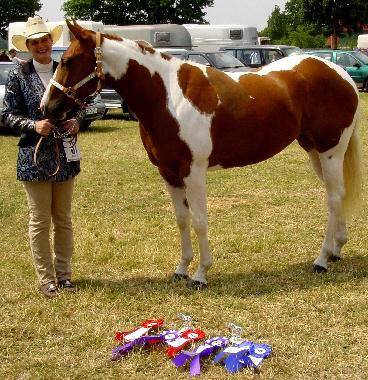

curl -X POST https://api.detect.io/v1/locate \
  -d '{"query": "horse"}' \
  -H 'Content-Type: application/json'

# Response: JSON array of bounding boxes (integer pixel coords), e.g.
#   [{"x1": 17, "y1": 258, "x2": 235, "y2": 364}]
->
[{"x1": 42, "y1": 20, "x2": 362, "y2": 288}]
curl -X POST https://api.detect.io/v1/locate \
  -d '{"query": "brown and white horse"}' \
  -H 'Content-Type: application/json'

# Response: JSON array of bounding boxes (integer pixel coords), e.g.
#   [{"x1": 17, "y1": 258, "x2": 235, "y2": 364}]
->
[{"x1": 42, "y1": 21, "x2": 362, "y2": 288}]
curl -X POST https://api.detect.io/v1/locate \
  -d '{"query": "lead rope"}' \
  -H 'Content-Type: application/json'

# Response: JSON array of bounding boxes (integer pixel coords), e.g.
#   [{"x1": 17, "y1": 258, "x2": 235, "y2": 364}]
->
[{"x1": 33, "y1": 122, "x2": 77, "y2": 177}]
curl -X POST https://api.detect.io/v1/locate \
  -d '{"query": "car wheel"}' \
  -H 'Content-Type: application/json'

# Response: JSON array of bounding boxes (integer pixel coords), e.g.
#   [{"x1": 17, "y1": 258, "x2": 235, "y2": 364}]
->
[
  {"x1": 365, "y1": 79, "x2": 368, "y2": 92},
  {"x1": 128, "y1": 107, "x2": 138, "y2": 121},
  {"x1": 79, "y1": 120, "x2": 91, "y2": 130}
]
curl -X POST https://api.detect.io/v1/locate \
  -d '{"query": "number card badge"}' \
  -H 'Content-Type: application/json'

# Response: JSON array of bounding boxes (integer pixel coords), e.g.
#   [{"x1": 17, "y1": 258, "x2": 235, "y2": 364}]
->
[{"x1": 62, "y1": 137, "x2": 81, "y2": 162}]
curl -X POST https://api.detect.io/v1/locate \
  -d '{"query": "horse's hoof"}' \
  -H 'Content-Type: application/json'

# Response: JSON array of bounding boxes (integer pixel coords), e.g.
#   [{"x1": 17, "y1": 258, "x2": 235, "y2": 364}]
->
[
  {"x1": 172, "y1": 273, "x2": 189, "y2": 283},
  {"x1": 329, "y1": 255, "x2": 342, "y2": 262},
  {"x1": 313, "y1": 265, "x2": 327, "y2": 273},
  {"x1": 187, "y1": 279, "x2": 208, "y2": 290}
]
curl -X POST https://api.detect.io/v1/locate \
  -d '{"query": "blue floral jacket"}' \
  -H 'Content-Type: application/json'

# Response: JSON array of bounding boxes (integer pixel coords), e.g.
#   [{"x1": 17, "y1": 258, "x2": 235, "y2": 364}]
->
[{"x1": 1, "y1": 60, "x2": 84, "y2": 182}]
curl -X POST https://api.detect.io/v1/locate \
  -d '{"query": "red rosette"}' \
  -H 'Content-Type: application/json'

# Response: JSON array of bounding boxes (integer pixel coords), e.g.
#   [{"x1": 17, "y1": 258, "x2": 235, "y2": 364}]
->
[
  {"x1": 181, "y1": 329, "x2": 206, "y2": 341},
  {"x1": 115, "y1": 331, "x2": 128, "y2": 341},
  {"x1": 141, "y1": 319, "x2": 164, "y2": 329}
]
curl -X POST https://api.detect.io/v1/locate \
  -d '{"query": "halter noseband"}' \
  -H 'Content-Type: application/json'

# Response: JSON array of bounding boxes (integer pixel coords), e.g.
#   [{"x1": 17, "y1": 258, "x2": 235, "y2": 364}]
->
[{"x1": 50, "y1": 32, "x2": 105, "y2": 108}]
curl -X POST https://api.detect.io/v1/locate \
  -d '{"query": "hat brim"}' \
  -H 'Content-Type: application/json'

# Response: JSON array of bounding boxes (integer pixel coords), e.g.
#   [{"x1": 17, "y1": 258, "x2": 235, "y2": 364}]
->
[{"x1": 12, "y1": 25, "x2": 63, "y2": 51}]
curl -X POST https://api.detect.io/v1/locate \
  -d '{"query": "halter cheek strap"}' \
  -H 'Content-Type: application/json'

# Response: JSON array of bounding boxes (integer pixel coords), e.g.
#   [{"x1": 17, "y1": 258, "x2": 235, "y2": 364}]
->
[{"x1": 50, "y1": 31, "x2": 105, "y2": 108}]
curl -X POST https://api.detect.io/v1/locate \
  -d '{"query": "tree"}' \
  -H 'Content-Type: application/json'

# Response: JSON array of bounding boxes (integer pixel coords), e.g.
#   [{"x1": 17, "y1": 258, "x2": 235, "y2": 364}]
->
[
  {"x1": 0, "y1": 0, "x2": 41, "y2": 39},
  {"x1": 262, "y1": 5, "x2": 288, "y2": 41},
  {"x1": 63, "y1": 0, "x2": 214, "y2": 25},
  {"x1": 303, "y1": 0, "x2": 368, "y2": 48}
]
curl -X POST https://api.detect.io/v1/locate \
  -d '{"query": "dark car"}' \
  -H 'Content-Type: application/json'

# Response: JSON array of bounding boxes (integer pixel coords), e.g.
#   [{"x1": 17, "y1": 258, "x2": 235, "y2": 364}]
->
[
  {"x1": 305, "y1": 49, "x2": 368, "y2": 91},
  {"x1": 220, "y1": 45, "x2": 303, "y2": 68},
  {"x1": 161, "y1": 49, "x2": 251, "y2": 73}
]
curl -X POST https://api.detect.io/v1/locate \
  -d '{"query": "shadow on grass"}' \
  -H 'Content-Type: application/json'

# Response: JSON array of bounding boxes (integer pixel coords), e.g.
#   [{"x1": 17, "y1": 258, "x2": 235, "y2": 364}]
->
[
  {"x1": 74, "y1": 252, "x2": 368, "y2": 299},
  {"x1": 102, "y1": 112, "x2": 136, "y2": 121},
  {"x1": 83, "y1": 125, "x2": 123, "y2": 134}
]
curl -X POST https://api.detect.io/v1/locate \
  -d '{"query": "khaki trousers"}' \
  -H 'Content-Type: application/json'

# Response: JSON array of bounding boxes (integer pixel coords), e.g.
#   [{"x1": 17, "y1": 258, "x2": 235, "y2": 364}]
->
[{"x1": 23, "y1": 179, "x2": 75, "y2": 285}]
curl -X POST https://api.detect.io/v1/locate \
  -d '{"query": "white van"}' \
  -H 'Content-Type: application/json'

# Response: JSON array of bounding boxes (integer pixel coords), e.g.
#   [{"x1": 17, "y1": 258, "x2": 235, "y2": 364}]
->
[
  {"x1": 357, "y1": 34, "x2": 368, "y2": 49},
  {"x1": 8, "y1": 20, "x2": 104, "y2": 50},
  {"x1": 182, "y1": 24, "x2": 258, "y2": 52}
]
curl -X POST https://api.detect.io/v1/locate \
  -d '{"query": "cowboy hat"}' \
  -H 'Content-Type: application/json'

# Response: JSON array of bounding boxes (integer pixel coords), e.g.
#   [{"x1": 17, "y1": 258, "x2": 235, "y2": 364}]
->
[{"x1": 12, "y1": 16, "x2": 63, "y2": 51}]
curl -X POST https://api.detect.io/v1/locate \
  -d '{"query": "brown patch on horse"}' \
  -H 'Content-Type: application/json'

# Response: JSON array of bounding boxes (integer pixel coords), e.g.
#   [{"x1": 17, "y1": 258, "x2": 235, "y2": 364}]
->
[
  {"x1": 103, "y1": 33, "x2": 123, "y2": 41},
  {"x1": 207, "y1": 67, "x2": 303, "y2": 168},
  {"x1": 178, "y1": 63, "x2": 218, "y2": 114},
  {"x1": 161, "y1": 52, "x2": 172, "y2": 61},
  {"x1": 109, "y1": 59, "x2": 192, "y2": 187},
  {"x1": 137, "y1": 42, "x2": 155, "y2": 55},
  {"x1": 293, "y1": 57, "x2": 358, "y2": 152}
]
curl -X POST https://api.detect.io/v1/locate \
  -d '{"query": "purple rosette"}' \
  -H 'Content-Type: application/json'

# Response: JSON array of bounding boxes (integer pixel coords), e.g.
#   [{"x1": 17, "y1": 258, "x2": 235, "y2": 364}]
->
[
  {"x1": 160, "y1": 330, "x2": 181, "y2": 343},
  {"x1": 173, "y1": 336, "x2": 228, "y2": 376}
]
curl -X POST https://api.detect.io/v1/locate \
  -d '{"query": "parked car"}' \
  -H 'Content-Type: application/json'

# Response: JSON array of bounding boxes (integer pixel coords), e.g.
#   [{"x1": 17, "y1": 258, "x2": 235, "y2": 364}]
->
[
  {"x1": 0, "y1": 60, "x2": 105, "y2": 132},
  {"x1": 163, "y1": 50, "x2": 252, "y2": 73},
  {"x1": 304, "y1": 49, "x2": 368, "y2": 91},
  {"x1": 219, "y1": 45, "x2": 303, "y2": 68}
]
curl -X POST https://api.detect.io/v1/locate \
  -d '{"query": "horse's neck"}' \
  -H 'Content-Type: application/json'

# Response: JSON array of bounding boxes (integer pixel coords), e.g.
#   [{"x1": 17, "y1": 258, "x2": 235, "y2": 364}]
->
[{"x1": 102, "y1": 38, "x2": 174, "y2": 108}]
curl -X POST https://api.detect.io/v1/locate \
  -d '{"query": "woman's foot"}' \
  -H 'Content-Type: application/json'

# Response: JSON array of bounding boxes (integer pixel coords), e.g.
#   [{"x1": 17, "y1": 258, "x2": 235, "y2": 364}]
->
[
  {"x1": 58, "y1": 279, "x2": 76, "y2": 293},
  {"x1": 39, "y1": 282, "x2": 59, "y2": 298}
]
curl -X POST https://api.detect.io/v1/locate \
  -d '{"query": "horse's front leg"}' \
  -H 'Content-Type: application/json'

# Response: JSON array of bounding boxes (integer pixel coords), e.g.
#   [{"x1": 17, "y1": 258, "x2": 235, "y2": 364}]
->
[
  {"x1": 184, "y1": 163, "x2": 212, "y2": 288},
  {"x1": 165, "y1": 182, "x2": 193, "y2": 282}
]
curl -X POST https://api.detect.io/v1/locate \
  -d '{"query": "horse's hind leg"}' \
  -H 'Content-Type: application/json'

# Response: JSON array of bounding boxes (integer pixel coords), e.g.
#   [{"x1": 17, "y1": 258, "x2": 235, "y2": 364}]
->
[
  {"x1": 165, "y1": 182, "x2": 193, "y2": 282},
  {"x1": 313, "y1": 146, "x2": 348, "y2": 272}
]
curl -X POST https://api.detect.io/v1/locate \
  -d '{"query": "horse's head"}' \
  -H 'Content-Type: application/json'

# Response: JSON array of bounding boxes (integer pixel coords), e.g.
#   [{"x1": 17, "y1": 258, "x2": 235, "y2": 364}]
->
[{"x1": 42, "y1": 20, "x2": 102, "y2": 120}]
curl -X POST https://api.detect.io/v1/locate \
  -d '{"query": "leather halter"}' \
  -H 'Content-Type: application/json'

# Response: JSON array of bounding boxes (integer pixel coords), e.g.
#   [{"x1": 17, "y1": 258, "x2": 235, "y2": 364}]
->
[{"x1": 50, "y1": 32, "x2": 105, "y2": 108}]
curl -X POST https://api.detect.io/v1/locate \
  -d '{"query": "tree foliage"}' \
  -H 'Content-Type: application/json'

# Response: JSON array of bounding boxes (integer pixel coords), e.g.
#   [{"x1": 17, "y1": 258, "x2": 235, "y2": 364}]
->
[
  {"x1": 262, "y1": 0, "x2": 368, "y2": 48},
  {"x1": 63, "y1": 0, "x2": 214, "y2": 25},
  {"x1": 0, "y1": 0, "x2": 41, "y2": 40},
  {"x1": 303, "y1": 0, "x2": 368, "y2": 36}
]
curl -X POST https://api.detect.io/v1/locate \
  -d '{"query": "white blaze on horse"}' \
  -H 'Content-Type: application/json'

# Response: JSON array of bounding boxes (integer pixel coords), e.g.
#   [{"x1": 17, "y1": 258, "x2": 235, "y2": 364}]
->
[{"x1": 42, "y1": 20, "x2": 362, "y2": 288}]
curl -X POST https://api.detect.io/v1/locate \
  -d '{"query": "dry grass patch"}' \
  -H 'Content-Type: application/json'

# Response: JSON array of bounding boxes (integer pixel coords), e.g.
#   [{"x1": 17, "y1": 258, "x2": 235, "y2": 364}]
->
[{"x1": 1, "y1": 99, "x2": 368, "y2": 379}]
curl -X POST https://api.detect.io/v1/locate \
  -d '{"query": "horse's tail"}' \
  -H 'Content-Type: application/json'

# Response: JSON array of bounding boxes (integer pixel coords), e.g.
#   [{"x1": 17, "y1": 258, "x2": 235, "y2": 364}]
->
[{"x1": 343, "y1": 115, "x2": 362, "y2": 217}]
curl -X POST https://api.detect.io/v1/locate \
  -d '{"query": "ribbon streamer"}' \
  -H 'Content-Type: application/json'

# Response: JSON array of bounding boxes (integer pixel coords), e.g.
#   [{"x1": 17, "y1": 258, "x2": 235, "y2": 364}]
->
[{"x1": 172, "y1": 337, "x2": 229, "y2": 376}]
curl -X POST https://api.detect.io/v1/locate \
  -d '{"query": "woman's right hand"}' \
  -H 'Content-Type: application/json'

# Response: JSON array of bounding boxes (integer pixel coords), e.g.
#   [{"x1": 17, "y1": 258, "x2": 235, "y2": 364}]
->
[{"x1": 35, "y1": 119, "x2": 54, "y2": 136}]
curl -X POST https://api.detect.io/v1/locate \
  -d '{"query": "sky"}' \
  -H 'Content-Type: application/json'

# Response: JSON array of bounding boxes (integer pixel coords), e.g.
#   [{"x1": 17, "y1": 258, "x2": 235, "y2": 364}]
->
[{"x1": 39, "y1": 0, "x2": 288, "y2": 30}]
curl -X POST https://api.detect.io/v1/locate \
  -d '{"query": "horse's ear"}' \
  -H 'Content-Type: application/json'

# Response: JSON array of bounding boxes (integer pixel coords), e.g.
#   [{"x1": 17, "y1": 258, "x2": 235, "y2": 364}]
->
[{"x1": 66, "y1": 18, "x2": 94, "y2": 45}]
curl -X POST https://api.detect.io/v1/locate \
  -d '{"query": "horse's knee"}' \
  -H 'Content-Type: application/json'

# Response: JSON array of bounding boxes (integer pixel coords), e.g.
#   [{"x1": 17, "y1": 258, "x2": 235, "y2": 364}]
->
[
  {"x1": 192, "y1": 216, "x2": 208, "y2": 236},
  {"x1": 176, "y1": 214, "x2": 189, "y2": 230}
]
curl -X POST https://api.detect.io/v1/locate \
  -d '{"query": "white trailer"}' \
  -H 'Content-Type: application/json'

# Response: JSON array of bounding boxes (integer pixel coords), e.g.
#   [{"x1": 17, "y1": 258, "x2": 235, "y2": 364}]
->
[
  {"x1": 8, "y1": 20, "x2": 104, "y2": 50},
  {"x1": 103, "y1": 24, "x2": 192, "y2": 49},
  {"x1": 182, "y1": 24, "x2": 258, "y2": 52},
  {"x1": 357, "y1": 34, "x2": 368, "y2": 49}
]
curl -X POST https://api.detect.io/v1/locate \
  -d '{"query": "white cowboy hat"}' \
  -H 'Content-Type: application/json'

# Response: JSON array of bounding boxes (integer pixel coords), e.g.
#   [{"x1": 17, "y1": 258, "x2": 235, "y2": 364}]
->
[{"x1": 12, "y1": 16, "x2": 63, "y2": 51}]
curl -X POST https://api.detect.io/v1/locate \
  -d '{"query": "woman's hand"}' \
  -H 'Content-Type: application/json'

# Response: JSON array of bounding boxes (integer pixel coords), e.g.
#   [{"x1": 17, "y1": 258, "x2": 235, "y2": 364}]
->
[
  {"x1": 35, "y1": 119, "x2": 54, "y2": 136},
  {"x1": 62, "y1": 119, "x2": 80, "y2": 135}
]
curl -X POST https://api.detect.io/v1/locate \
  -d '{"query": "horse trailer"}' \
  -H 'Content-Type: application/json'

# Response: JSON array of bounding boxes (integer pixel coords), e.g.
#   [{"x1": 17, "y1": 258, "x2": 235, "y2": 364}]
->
[
  {"x1": 182, "y1": 24, "x2": 259, "y2": 52},
  {"x1": 103, "y1": 24, "x2": 192, "y2": 49}
]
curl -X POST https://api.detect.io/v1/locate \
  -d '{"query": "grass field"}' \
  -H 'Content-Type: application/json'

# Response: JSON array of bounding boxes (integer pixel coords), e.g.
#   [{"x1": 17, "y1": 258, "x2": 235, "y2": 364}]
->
[{"x1": 1, "y1": 93, "x2": 368, "y2": 379}]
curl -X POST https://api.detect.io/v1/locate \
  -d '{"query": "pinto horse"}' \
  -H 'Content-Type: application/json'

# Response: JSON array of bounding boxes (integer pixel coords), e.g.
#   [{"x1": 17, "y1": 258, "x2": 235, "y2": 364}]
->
[{"x1": 42, "y1": 21, "x2": 362, "y2": 288}]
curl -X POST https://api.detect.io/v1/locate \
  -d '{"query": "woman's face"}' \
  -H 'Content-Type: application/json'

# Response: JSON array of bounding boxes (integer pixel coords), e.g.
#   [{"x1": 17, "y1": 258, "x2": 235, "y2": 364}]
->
[{"x1": 26, "y1": 34, "x2": 52, "y2": 64}]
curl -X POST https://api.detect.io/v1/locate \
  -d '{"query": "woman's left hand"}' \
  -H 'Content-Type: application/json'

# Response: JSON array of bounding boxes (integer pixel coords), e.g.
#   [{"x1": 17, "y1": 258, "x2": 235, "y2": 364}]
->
[{"x1": 62, "y1": 119, "x2": 80, "y2": 135}]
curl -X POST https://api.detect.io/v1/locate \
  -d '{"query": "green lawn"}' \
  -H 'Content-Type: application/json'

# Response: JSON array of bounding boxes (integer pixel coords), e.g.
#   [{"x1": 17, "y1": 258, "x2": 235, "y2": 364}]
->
[{"x1": 1, "y1": 95, "x2": 368, "y2": 379}]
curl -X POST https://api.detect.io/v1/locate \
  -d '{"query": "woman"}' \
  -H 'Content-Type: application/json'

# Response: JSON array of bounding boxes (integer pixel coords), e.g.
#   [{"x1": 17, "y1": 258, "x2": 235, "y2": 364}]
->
[{"x1": 2, "y1": 16, "x2": 85, "y2": 298}]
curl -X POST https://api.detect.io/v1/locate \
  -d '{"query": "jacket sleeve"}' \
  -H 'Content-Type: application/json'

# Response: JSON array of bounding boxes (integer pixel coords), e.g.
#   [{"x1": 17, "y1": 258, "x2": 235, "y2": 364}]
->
[{"x1": 1, "y1": 69, "x2": 36, "y2": 134}]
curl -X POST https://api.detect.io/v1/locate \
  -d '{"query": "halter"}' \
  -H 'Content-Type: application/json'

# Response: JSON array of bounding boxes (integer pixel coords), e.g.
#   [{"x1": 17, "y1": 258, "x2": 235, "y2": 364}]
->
[{"x1": 50, "y1": 32, "x2": 105, "y2": 108}]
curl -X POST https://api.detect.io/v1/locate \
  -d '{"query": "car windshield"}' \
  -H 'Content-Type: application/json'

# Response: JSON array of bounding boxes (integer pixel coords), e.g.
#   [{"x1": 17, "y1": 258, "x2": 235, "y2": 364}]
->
[
  {"x1": 207, "y1": 52, "x2": 245, "y2": 69},
  {"x1": 351, "y1": 51, "x2": 368, "y2": 65},
  {"x1": 283, "y1": 47, "x2": 303, "y2": 56},
  {"x1": 0, "y1": 63, "x2": 16, "y2": 85}
]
